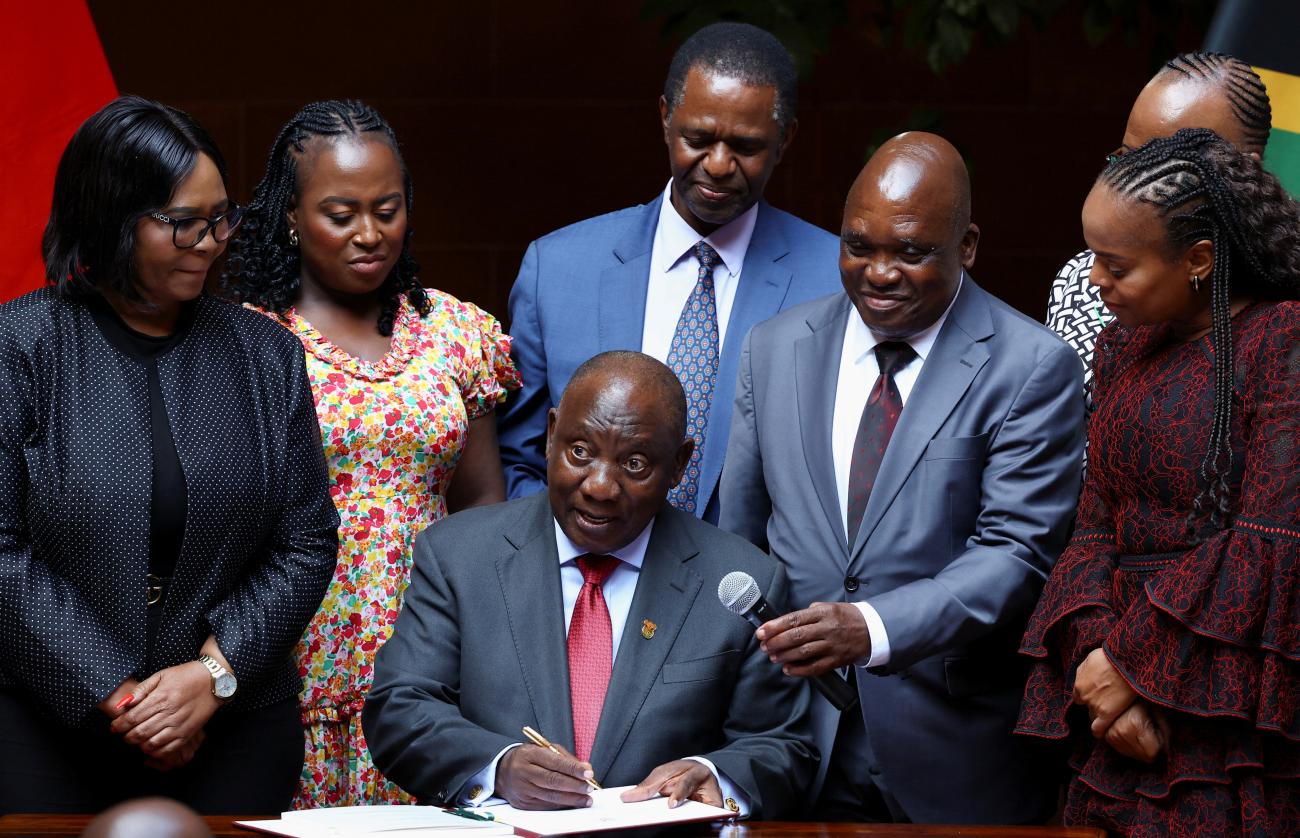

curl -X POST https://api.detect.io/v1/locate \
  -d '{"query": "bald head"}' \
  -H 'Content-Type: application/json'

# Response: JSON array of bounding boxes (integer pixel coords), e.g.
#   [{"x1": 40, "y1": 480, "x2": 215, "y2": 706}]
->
[
  {"x1": 852, "y1": 132, "x2": 971, "y2": 238},
  {"x1": 81, "y1": 798, "x2": 211, "y2": 838},
  {"x1": 838, "y1": 132, "x2": 979, "y2": 339}
]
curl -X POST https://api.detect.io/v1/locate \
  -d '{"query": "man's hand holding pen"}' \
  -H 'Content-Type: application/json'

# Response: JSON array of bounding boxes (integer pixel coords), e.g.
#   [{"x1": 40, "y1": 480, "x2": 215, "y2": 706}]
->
[{"x1": 495, "y1": 742, "x2": 598, "y2": 810}]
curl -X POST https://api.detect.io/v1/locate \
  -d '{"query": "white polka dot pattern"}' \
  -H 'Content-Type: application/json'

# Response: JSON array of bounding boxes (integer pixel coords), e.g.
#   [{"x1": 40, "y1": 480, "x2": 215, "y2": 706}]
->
[{"x1": 0, "y1": 289, "x2": 339, "y2": 726}]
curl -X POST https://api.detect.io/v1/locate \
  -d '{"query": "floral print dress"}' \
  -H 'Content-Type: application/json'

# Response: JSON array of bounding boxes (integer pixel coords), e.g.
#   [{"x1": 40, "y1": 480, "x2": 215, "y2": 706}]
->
[{"x1": 258, "y1": 291, "x2": 520, "y2": 808}]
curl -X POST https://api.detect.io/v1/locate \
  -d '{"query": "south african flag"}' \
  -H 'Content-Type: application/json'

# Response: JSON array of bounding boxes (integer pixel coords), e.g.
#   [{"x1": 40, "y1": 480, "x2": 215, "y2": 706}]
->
[{"x1": 1206, "y1": 0, "x2": 1300, "y2": 195}]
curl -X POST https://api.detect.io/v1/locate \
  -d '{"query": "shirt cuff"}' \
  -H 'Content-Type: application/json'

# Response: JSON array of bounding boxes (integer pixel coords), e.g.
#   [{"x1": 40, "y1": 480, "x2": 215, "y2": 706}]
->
[
  {"x1": 852, "y1": 601, "x2": 891, "y2": 668},
  {"x1": 685, "y1": 756, "x2": 749, "y2": 817},
  {"x1": 460, "y1": 743, "x2": 521, "y2": 806}
]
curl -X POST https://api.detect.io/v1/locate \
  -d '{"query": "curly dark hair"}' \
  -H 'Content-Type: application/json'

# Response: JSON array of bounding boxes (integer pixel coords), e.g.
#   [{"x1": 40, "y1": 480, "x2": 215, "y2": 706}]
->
[
  {"x1": 1100, "y1": 127, "x2": 1300, "y2": 530},
  {"x1": 223, "y1": 100, "x2": 427, "y2": 335}
]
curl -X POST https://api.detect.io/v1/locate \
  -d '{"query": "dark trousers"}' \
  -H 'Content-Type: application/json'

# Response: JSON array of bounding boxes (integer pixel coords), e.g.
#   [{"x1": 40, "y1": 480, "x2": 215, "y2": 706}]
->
[
  {"x1": 0, "y1": 688, "x2": 302, "y2": 815},
  {"x1": 815, "y1": 672, "x2": 910, "y2": 823}
]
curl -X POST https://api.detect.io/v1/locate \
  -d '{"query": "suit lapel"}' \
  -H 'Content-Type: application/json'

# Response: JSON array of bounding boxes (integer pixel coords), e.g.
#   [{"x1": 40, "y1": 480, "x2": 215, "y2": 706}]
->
[
  {"x1": 696, "y1": 203, "x2": 794, "y2": 514},
  {"x1": 598, "y1": 198, "x2": 661, "y2": 353},
  {"x1": 588, "y1": 508, "x2": 702, "y2": 777},
  {"x1": 849, "y1": 278, "x2": 993, "y2": 561},
  {"x1": 497, "y1": 494, "x2": 576, "y2": 750},
  {"x1": 796, "y1": 296, "x2": 852, "y2": 558}
]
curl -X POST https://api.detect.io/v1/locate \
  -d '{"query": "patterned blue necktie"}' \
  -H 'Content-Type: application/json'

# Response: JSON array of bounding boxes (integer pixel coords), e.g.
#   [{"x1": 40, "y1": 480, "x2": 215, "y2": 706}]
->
[{"x1": 666, "y1": 242, "x2": 721, "y2": 514}]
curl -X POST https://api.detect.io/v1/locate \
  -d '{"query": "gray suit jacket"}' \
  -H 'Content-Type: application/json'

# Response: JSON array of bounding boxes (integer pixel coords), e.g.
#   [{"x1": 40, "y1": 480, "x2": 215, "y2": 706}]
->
[
  {"x1": 719, "y1": 279, "x2": 1084, "y2": 823},
  {"x1": 363, "y1": 493, "x2": 817, "y2": 818}
]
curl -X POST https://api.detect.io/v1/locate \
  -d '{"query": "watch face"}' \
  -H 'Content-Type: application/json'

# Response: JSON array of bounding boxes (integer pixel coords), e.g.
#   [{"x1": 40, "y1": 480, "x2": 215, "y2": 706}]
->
[{"x1": 214, "y1": 672, "x2": 237, "y2": 699}]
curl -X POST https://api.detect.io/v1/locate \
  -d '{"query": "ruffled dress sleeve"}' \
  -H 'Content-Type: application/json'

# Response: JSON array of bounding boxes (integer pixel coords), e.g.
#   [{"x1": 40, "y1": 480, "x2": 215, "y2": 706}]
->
[
  {"x1": 1016, "y1": 325, "x2": 1124, "y2": 739},
  {"x1": 1020, "y1": 304, "x2": 1300, "y2": 757},
  {"x1": 1101, "y1": 305, "x2": 1300, "y2": 741},
  {"x1": 444, "y1": 297, "x2": 521, "y2": 421}
]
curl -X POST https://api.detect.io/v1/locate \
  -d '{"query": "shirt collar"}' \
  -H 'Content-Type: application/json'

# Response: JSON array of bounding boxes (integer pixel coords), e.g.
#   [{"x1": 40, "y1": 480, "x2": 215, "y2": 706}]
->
[
  {"x1": 552, "y1": 517, "x2": 653, "y2": 570},
  {"x1": 652, "y1": 180, "x2": 759, "y2": 278},
  {"x1": 845, "y1": 273, "x2": 964, "y2": 366}
]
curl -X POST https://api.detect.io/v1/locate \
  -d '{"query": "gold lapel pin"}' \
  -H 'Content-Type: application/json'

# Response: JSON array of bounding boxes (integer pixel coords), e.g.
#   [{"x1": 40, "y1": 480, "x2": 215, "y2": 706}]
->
[{"x1": 641, "y1": 619, "x2": 657, "y2": 639}]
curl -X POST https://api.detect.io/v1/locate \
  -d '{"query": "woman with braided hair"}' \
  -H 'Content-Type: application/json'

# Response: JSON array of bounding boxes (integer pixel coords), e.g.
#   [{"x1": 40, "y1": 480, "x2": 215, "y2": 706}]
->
[
  {"x1": 1044, "y1": 50, "x2": 1272, "y2": 404},
  {"x1": 225, "y1": 100, "x2": 520, "y2": 807},
  {"x1": 1018, "y1": 127, "x2": 1300, "y2": 836}
]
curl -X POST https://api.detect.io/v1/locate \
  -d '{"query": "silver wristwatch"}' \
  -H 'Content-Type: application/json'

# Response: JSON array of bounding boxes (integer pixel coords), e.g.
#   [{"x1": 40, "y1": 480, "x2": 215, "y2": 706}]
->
[{"x1": 198, "y1": 654, "x2": 238, "y2": 700}]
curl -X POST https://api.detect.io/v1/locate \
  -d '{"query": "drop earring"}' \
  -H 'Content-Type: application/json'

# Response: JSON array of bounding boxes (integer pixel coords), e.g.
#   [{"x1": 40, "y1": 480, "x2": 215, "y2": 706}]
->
[
  {"x1": 288, "y1": 229, "x2": 299, "y2": 247},
  {"x1": 1190, "y1": 274, "x2": 1201, "y2": 292}
]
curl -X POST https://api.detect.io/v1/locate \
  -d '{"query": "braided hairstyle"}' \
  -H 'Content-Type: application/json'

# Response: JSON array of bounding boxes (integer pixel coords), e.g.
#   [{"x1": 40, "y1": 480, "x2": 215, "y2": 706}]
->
[
  {"x1": 224, "y1": 100, "x2": 427, "y2": 335},
  {"x1": 1161, "y1": 51, "x2": 1272, "y2": 154},
  {"x1": 1099, "y1": 127, "x2": 1300, "y2": 531}
]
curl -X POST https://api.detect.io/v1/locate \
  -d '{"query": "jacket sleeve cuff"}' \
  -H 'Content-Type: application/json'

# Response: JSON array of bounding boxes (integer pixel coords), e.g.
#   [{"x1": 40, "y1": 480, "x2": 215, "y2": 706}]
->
[
  {"x1": 461, "y1": 743, "x2": 521, "y2": 806},
  {"x1": 684, "y1": 756, "x2": 749, "y2": 817}
]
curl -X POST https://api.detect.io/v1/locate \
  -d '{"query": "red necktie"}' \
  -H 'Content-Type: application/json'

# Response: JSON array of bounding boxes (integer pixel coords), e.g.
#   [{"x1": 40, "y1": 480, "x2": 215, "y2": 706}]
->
[
  {"x1": 568, "y1": 554, "x2": 620, "y2": 762},
  {"x1": 846, "y1": 341, "x2": 917, "y2": 541}
]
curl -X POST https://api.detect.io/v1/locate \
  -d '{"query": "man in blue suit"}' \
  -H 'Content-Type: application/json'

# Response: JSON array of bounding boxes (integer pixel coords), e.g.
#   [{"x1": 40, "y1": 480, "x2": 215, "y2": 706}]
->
[
  {"x1": 720, "y1": 133, "x2": 1085, "y2": 823},
  {"x1": 499, "y1": 22, "x2": 841, "y2": 523}
]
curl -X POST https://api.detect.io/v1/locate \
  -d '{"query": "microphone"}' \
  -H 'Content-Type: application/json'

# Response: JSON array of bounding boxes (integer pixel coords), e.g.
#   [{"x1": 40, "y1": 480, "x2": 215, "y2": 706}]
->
[{"x1": 718, "y1": 571, "x2": 859, "y2": 711}]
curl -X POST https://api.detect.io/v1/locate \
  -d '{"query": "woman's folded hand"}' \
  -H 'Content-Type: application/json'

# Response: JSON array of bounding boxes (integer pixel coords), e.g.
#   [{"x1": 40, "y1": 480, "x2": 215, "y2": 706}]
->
[
  {"x1": 1073, "y1": 646, "x2": 1138, "y2": 738},
  {"x1": 111, "y1": 662, "x2": 220, "y2": 757}
]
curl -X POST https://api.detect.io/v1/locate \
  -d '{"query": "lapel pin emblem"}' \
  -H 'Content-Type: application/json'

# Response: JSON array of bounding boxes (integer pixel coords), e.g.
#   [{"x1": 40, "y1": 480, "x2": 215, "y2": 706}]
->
[{"x1": 641, "y1": 619, "x2": 656, "y2": 639}]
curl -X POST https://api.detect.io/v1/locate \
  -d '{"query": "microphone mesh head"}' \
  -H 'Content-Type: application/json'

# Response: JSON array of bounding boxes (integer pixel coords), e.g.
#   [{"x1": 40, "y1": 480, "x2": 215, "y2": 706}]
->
[{"x1": 717, "y1": 571, "x2": 761, "y2": 616}]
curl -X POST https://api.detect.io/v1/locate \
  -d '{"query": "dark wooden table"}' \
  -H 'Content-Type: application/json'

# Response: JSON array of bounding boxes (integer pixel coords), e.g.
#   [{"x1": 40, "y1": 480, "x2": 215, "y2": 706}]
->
[{"x1": 0, "y1": 814, "x2": 1104, "y2": 837}]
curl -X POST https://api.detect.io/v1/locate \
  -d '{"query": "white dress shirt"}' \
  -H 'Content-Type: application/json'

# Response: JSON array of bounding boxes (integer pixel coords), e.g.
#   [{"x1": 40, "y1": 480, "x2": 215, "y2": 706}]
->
[
  {"x1": 462, "y1": 518, "x2": 749, "y2": 813},
  {"x1": 641, "y1": 181, "x2": 758, "y2": 362},
  {"x1": 831, "y1": 278, "x2": 962, "y2": 667}
]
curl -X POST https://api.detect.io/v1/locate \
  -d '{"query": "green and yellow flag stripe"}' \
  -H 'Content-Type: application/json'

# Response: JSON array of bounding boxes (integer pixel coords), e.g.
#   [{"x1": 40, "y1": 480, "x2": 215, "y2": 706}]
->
[
  {"x1": 1251, "y1": 66, "x2": 1300, "y2": 194},
  {"x1": 1205, "y1": 0, "x2": 1300, "y2": 195}
]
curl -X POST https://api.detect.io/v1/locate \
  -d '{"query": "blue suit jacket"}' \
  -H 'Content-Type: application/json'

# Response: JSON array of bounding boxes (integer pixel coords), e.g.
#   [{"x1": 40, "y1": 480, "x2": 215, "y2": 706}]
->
[
  {"x1": 720, "y1": 280, "x2": 1085, "y2": 823},
  {"x1": 498, "y1": 195, "x2": 841, "y2": 522}
]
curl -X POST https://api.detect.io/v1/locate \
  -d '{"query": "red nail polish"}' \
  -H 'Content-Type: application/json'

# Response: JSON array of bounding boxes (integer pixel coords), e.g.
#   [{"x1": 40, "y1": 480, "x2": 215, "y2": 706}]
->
[{"x1": 115, "y1": 693, "x2": 135, "y2": 710}]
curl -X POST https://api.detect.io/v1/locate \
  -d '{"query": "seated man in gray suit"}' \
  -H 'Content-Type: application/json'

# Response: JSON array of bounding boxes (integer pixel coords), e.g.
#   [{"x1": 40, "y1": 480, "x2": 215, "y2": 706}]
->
[
  {"x1": 720, "y1": 133, "x2": 1085, "y2": 824},
  {"x1": 364, "y1": 351, "x2": 815, "y2": 817}
]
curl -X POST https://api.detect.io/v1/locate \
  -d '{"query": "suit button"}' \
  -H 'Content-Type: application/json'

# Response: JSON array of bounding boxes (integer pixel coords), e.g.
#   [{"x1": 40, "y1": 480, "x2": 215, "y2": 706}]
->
[
  {"x1": 844, "y1": 576, "x2": 859, "y2": 593},
  {"x1": 868, "y1": 765, "x2": 882, "y2": 776}
]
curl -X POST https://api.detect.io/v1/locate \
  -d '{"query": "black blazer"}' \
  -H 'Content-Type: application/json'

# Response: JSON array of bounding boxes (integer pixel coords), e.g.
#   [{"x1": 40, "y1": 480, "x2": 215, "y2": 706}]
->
[{"x1": 0, "y1": 289, "x2": 339, "y2": 725}]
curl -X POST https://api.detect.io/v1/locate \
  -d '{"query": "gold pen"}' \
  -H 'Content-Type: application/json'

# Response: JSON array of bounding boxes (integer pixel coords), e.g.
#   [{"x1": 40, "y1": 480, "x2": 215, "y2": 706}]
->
[{"x1": 521, "y1": 725, "x2": 602, "y2": 790}]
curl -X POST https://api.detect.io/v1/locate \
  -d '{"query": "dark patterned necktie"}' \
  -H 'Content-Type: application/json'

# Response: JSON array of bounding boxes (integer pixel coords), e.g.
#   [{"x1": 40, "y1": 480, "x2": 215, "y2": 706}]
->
[
  {"x1": 846, "y1": 341, "x2": 917, "y2": 541},
  {"x1": 665, "y1": 242, "x2": 721, "y2": 514},
  {"x1": 567, "y1": 554, "x2": 620, "y2": 762}
]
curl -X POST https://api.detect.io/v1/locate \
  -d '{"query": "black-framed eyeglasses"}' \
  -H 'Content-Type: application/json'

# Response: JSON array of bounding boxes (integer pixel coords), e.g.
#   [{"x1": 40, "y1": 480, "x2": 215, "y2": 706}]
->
[{"x1": 149, "y1": 205, "x2": 245, "y2": 248}]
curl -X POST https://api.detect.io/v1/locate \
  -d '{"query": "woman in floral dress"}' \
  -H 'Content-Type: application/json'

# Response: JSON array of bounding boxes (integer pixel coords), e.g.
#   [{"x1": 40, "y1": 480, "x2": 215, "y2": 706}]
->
[{"x1": 225, "y1": 100, "x2": 520, "y2": 807}]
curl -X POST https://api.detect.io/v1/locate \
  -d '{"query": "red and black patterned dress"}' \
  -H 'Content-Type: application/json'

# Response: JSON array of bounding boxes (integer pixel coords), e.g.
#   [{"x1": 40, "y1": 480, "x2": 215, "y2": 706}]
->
[{"x1": 1018, "y1": 301, "x2": 1300, "y2": 837}]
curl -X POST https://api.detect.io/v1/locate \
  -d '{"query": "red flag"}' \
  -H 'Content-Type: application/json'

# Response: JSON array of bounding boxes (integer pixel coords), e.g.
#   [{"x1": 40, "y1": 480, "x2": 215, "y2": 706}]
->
[{"x1": 0, "y1": 2, "x2": 116, "y2": 302}]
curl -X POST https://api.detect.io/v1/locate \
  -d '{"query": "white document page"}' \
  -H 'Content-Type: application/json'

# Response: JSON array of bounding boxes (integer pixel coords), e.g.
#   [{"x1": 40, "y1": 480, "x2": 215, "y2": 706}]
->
[
  {"x1": 484, "y1": 785, "x2": 735, "y2": 836},
  {"x1": 235, "y1": 804, "x2": 512, "y2": 837}
]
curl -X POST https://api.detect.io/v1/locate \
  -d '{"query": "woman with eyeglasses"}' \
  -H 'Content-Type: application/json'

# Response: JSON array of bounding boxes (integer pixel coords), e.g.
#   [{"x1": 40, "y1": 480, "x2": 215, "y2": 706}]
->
[{"x1": 0, "y1": 95, "x2": 339, "y2": 814}]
